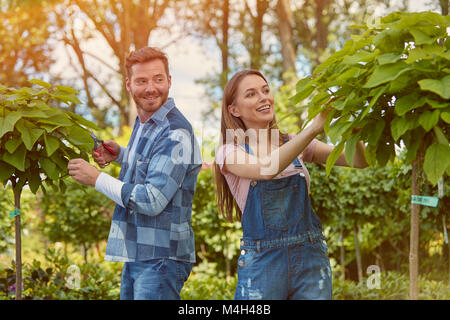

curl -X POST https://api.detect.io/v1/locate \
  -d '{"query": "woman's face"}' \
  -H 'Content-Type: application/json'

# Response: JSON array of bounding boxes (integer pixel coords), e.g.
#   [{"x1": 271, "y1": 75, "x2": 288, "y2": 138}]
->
[{"x1": 228, "y1": 74, "x2": 275, "y2": 129}]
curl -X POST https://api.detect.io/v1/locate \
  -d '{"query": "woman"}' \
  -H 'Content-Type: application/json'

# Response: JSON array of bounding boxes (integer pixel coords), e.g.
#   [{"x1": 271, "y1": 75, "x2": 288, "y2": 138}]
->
[{"x1": 214, "y1": 70, "x2": 367, "y2": 300}]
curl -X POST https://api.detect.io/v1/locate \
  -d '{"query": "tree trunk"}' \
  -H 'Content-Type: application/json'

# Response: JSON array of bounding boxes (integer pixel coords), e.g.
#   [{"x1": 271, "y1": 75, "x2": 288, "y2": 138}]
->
[
  {"x1": 13, "y1": 188, "x2": 22, "y2": 300},
  {"x1": 354, "y1": 223, "x2": 363, "y2": 282},
  {"x1": 276, "y1": 0, "x2": 297, "y2": 83},
  {"x1": 313, "y1": 0, "x2": 329, "y2": 66},
  {"x1": 410, "y1": 146, "x2": 424, "y2": 300},
  {"x1": 220, "y1": 0, "x2": 230, "y2": 89},
  {"x1": 82, "y1": 243, "x2": 88, "y2": 264},
  {"x1": 440, "y1": 0, "x2": 449, "y2": 16},
  {"x1": 248, "y1": 0, "x2": 269, "y2": 70}
]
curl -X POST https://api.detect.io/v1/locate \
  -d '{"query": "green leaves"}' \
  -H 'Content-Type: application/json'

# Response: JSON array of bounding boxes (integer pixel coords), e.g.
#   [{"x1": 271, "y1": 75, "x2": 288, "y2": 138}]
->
[
  {"x1": 423, "y1": 144, "x2": 450, "y2": 185},
  {"x1": 0, "y1": 112, "x2": 22, "y2": 137},
  {"x1": 2, "y1": 144, "x2": 27, "y2": 171},
  {"x1": 418, "y1": 75, "x2": 450, "y2": 99},
  {"x1": 290, "y1": 11, "x2": 450, "y2": 185},
  {"x1": 0, "y1": 80, "x2": 96, "y2": 194},
  {"x1": 364, "y1": 62, "x2": 412, "y2": 88},
  {"x1": 418, "y1": 110, "x2": 440, "y2": 132},
  {"x1": 15, "y1": 119, "x2": 45, "y2": 150},
  {"x1": 394, "y1": 93, "x2": 426, "y2": 116}
]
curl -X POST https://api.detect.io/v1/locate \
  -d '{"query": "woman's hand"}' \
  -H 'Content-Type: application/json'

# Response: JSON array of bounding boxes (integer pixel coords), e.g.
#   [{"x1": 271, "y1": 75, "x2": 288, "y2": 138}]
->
[{"x1": 310, "y1": 97, "x2": 336, "y2": 135}]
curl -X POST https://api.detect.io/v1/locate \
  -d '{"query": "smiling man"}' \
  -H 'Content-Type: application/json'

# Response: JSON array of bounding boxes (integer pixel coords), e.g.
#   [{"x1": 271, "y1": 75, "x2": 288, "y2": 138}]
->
[{"x1": 67, "y1": 47, "x2": 202, "y2": 300}]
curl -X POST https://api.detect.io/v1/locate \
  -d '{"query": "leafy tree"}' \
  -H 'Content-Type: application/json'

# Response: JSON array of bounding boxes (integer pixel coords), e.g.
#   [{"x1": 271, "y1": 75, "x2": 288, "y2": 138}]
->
[
  {"x1": 0, "y1": 80, "x2": 97, "y2": 299},
  {"x1": 293, "y1": 11, "x2": 450, "y2": 299},
  {"x1": 0, "y1": 0, "x2": 57, "y2": 87}
]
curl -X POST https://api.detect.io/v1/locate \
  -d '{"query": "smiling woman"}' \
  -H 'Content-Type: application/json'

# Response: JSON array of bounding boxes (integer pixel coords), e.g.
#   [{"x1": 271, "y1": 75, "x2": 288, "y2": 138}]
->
[{"x1": 213, "y1": 69, "x2": 368, "y2": 300}]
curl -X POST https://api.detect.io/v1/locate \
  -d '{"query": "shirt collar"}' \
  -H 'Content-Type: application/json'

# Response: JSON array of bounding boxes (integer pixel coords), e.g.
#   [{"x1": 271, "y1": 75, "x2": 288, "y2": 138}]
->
[
  {"x1": 134, "y1": 98, "x2": 175, "y2": 128},
  {"x1": 149, "y1": 97, "x2": 175, "y2": 124}
]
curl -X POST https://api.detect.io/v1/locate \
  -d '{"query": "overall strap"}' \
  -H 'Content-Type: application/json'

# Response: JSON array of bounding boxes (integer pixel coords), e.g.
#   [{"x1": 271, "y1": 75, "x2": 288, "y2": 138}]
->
[
  {"x1": 244, "y1": 143, "x2": 254, "y2": 155},
  {"x1": 283, "y1": 135, "x2": 302, "y2": 169}
]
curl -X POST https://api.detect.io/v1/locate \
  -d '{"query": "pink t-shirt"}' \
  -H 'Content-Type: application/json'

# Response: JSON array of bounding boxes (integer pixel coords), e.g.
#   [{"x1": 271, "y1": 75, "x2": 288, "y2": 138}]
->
[{"x1": 215, "y1": 136, "x2": 318, "y2": 213}]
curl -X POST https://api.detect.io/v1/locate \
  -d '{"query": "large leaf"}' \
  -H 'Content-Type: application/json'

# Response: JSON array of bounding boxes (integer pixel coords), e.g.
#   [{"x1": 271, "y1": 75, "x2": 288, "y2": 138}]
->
[
  {"x1": 326, "y1": 142, "x2": 345, "y2": 176},
  {"x1": 423, "y1": 143, "x2": 450, "y2": 185},
  {"x1": 418, "y1": 75, "x2": 450, "y2": 99},
  {"x1": 15, "y1": 119, "x2": 45, "y2": 150},
  {"x1": 66, "y1": 125, "x2": 94, "y2": 150},
  {"x1": 418, "y1": 110, "x2": 440, "y2": 132},
  {"x1": 17, "y1": 106, "x2": 50, "y2": 118},
  {"x1": 367, "y1": 121, "x2": 386, "y2": 146},
  {"x1": 38, "y1": 111, "x2": 73, "y2": 127},
  {"x1": 39, "y1": 157, "x2": 59, "y2": 180},
  {"x1": 433, "y1": 126, "x2": 449, "y2": 145},
  {"x1": 328, "y1": 120, "x2": 352, "y2": 144},
  {"x1": 410, "y1": 28, "x2": 436, "y2": 45},
  {"x1": 5, "y1": 138, "x2": 22, "y2": 154},
  {"x1": 376, "y1": 140, "x2": 394, "y2": 167},
  {"x1": 2, "y1": 144, "x2": 27, "y2": 171},
  {"x1": 66, "y1": 111, "x2": 99, "y2": 130},
  {"x1": 0, "y1": 161, "x2": 15, "y2": 183},
  {"x1": 344, "y1": 134, "x2": 360, "y2": 168},
  {"x1": 376, "y1": 52, "x2": 402, "y2": 65},
  {"x1": 27, "y1": 168, "x2": 42, "y2": 194},
  {"x1": 0, "y1": 111, "x2": 22, "y2": 138},
  {"x1": 43, "y1": 132, "x2": 60, "y2": 157},
  {"x1": 28, "y1": 79, "x2": 52, "y2": 88},
  {"x1": 441, "y1": 111, "x2": 450, "y2": 123},
  {"x1": 391, "y1": 117, "x2": 409, "y2": 141},
  {"x1": 395, "y1": 93, "x2": 426, "y2": 116},
  {"x1": 291, "y1": 78, "x2": 315, "y2": 104}
]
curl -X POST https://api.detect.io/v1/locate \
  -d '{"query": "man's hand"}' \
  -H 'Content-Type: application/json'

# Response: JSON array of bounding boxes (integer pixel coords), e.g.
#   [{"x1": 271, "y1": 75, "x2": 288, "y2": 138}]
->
[
  {"x1": 92, "y1": 140, "x2": 121, "y2": 168},
  {"x1": 68, "y1": 159, "x2": 100, "y2": 186}
]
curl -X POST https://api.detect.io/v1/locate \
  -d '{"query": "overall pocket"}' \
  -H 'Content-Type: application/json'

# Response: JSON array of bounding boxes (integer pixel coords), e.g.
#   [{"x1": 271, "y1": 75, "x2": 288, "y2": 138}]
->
[
  {"x1": 262, "y1": 183, "x2": 302, "y2": 231},
  {"x1": 237, "y1": 248, "x2": 258, "y2": 269}
]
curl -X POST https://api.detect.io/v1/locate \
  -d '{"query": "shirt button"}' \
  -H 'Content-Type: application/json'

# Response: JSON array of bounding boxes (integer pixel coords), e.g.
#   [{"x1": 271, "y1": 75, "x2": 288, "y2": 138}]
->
[
  {"x1": 241, "y1": 250, "x2": 246, "y2": 255},
  {"x1": 251, "y1": 181, "x2": 257, "y2": 187},
  {"x1": 299, "y1": 172, "x2": 305, "y2": 177},
  {"x1": 240, "y1": 240, "x2": 245, "y2": 246}
]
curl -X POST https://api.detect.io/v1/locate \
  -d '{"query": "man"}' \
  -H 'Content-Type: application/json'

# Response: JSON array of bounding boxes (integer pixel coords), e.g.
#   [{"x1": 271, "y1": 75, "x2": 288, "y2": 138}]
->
[{"x1": 68, "y1": 47, "x2": 202, "y2": 300}]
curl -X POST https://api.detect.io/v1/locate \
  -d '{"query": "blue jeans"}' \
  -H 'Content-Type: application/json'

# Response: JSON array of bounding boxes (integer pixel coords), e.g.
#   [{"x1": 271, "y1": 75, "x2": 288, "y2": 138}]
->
[
  {"x1": 234, "y1": 240, "x2": 332, "y2": 300},
  {"x1": 120, "y1": 259, "x2": 193, "y2": 300}
]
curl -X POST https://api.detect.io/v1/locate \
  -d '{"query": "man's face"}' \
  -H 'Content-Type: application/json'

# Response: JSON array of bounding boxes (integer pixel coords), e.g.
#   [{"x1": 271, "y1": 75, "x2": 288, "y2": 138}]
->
[{"x1": 126, "y1": 59, "x2": 171, "y2": 123}]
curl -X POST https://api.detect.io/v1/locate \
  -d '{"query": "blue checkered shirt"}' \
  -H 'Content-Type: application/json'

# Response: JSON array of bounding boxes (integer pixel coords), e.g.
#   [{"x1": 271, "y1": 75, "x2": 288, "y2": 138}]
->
[{"x1": 104, "y1": 98, "x2": 202, "y2": 263}]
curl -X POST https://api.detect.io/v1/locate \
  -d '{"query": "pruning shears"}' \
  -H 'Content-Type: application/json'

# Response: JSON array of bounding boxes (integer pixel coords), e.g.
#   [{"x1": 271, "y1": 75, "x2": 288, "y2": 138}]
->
[{"x1": 89, "y1": 130, "x2": 117, "y2": 156}]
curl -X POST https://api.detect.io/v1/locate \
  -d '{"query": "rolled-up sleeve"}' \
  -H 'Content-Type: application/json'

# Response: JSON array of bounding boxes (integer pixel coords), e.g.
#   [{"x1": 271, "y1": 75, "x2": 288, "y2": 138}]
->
[{"x1": 121, "y1": 129, "x2": 191, "y2": 216}]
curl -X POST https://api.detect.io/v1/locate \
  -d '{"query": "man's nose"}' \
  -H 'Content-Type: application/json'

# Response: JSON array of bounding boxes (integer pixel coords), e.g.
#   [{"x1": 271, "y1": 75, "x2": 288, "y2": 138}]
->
[{"x1": 145, "y1": 81, "x2": 156, "y2": 93}]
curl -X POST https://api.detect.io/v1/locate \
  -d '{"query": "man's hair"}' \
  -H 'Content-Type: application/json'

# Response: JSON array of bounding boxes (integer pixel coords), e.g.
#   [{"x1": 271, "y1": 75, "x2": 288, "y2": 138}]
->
[{"x1": 125, "y1": 47, "x2": 169, "y2": 78}]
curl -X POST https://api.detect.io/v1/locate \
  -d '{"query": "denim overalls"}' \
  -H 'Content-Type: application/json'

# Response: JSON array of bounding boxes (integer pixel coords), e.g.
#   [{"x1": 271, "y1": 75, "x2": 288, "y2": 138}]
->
[{"x1": 234, "y1": 142, "x2": 332, "y2": 300}]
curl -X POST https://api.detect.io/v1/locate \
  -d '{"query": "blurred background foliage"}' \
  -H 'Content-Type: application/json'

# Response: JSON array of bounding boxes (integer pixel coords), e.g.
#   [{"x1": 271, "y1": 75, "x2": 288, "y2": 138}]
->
[{"x1": 1, "y1": 0, "x2": 449, "y2": 299}]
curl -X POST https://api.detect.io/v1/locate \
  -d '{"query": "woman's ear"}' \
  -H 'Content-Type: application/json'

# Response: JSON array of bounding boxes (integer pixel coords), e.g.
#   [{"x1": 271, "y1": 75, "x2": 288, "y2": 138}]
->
[{"x1": 228, "y1": 104, "x2": 240, "y2": 117}]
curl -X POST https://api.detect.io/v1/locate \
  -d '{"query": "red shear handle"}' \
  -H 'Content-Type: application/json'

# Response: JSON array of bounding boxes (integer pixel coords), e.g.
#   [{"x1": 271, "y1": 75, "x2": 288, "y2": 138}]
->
[{"x1": 102, "y1": 143, "x2": 117, "y2": 156}]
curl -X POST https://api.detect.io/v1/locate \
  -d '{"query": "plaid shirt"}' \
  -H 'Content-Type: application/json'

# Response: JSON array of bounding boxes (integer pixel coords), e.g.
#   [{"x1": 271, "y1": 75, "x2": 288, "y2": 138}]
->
[{"x1": 104, "y1": 98, "x2": 201, "y2": 263}]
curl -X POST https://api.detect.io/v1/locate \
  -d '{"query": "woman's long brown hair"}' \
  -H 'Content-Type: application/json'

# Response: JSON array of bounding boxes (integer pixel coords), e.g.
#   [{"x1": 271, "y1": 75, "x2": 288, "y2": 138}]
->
[{"x1": 214, "y1": 70, "x2": 288, "y2": 222}]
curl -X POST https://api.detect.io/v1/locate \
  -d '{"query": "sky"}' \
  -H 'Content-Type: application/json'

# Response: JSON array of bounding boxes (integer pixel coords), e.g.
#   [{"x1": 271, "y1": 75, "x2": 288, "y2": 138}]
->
[{"x1": 49, "y1": 0, "x2": 435, "y2": 140}]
